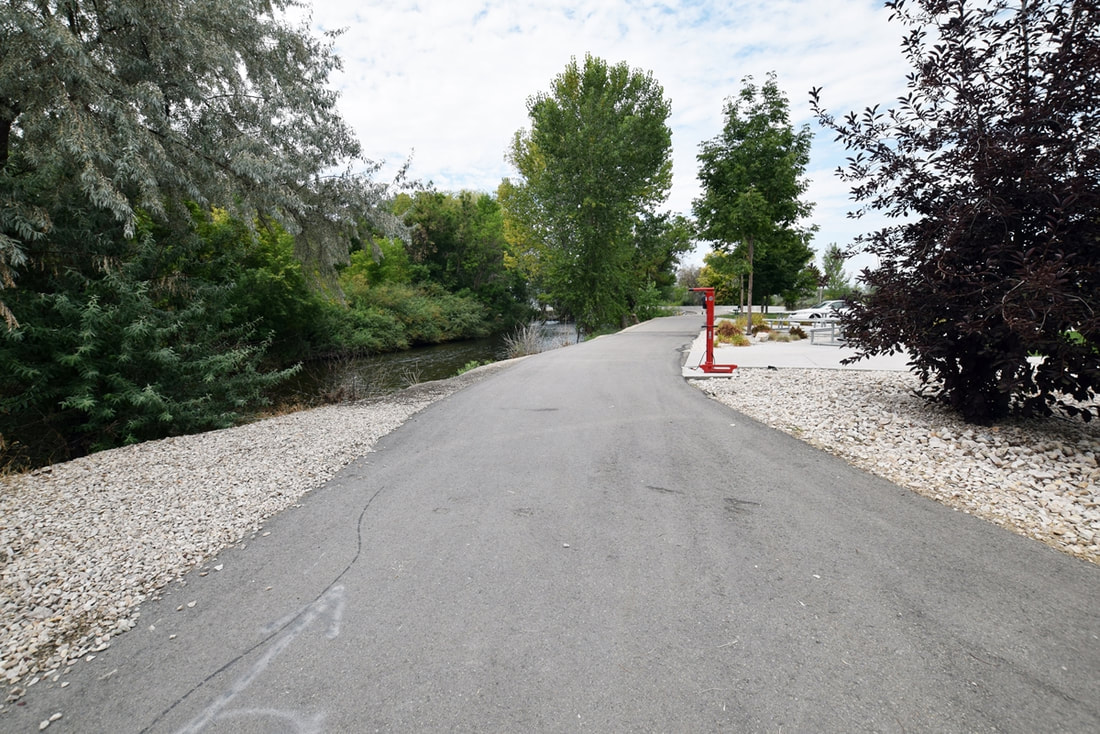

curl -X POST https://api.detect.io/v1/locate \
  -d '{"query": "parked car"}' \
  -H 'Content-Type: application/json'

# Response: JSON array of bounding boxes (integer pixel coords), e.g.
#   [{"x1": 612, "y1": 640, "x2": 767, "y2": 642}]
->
[{"x1": 786, "y1": 300, "x2": 847, "y2": 321}]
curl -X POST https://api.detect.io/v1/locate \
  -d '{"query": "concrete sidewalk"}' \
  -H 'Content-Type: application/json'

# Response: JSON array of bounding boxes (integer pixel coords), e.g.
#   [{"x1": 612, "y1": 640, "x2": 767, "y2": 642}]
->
[{"x1": 682, "y1": 328, "x2": 911, "y2": 377}]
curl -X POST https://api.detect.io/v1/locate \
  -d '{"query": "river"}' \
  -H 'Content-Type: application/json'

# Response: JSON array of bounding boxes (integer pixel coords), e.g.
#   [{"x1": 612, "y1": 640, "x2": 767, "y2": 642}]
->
[{"x1": 277, "y1": 322, "x2": 578, "y2": 404}]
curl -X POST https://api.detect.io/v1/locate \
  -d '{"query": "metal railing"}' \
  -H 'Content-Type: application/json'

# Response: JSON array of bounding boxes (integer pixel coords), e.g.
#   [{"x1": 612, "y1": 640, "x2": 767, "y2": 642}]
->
[{"x1": 808, "y1": 319, "x2": 845, "y2": 345}]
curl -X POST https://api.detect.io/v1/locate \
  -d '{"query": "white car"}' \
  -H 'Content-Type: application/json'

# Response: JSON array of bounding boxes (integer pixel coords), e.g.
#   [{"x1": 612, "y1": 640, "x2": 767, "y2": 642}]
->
[{"x1": 786, "y1": 300, "x2": 847, "y2": 321}]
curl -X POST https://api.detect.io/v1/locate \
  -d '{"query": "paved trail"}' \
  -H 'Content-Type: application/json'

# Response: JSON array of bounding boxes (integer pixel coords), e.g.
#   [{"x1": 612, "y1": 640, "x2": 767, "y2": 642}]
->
[{"x1": 10, "y1": 316, "x2": 1099, "y2": 732}]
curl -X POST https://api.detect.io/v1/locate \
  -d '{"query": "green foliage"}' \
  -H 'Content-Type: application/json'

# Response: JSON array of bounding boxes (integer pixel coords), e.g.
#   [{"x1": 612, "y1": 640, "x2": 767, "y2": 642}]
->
[
  {"x1": 393, "y1": 190, "x2": 533, "y2": 326},
  {"x1": 192, "y1": 211, "x2": 333, "y2": 362},
  {"x1": 504, "y1": 54, "x2": 673, "y2": 333},
  {"x1": 0, "y1": 212, "x2": 296, "y2": 466},
  {"x1": 1, "y1": 0, "x2": 402, "y2": 322},
  {"x1": 456, "y1": 360, "x2": 489, "y2": 376},
  {"x1": 629, "y1": 212, "x2": 695, "y2": 306},
  {"x1": 342, "y1": 281, "x2": 491, "y2": 347},
  {"x1": 0, "y1": 193, "x2": 507, "y2": 468},
  {"x1": 320, "y1": 303, "x2": 409, "y2": 355},
  {"x1": 341, "y1": 238, "x2": 413, "y2": 289},
  {"x1": 820, "y1": 243, "x2": 852, "y2": 299},
  {"x1": 782, "y1": 264, "x2": 821, "y2": 309},
  {"x1": 632, "y1": 280, "x2": 675, "y2": 322},
  {"x1": 698, "y1": 251, "x2": 745, "y2": 304},
  {"x1": 694, "y1": 72, "x2": 816, "y2": 325}
]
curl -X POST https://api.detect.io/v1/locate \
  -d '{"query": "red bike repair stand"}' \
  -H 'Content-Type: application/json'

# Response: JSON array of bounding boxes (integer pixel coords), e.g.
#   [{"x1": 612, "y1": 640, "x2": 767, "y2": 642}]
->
[{"x1": 690, "y1": 287, "x2": 737, "y2": 373}]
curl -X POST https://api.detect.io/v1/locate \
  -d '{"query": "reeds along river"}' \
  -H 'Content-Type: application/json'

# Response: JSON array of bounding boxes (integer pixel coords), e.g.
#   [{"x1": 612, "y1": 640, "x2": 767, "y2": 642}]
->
[{"x1": 277, "y1": 322, "x2": 578, "y2": 405}]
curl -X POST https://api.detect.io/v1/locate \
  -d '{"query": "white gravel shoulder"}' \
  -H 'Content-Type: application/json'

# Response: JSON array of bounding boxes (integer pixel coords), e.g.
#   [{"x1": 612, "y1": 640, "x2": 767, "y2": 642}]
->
[
  {"x1": 0, "y1": 361, "x2": 516, "y2": 695},
  {"x1": 693, "y1": 368, "x2": 1100, "y2": 567}
]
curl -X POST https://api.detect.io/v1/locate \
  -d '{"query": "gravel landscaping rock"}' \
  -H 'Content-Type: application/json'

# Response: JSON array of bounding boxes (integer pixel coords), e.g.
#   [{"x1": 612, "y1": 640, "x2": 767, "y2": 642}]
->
[
  {"x1": 0, "y1": 362, "x2": 514, "y2": 696},
  {"x1": 694, "y1": 368, "x2": 1100, "y2": 568}
]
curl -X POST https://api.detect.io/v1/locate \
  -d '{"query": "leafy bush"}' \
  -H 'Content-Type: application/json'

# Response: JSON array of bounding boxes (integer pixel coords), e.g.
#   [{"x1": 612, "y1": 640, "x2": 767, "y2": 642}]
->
[
  {"x1": 751, "y1": 321, "x2": 772, "y2": 335},
  {"x1": 715, "y1": 333, "x2": 751, "y2": 347},
  {"x1": 340, "y1": 281, "x2": 492, "y2": 349},
  {"x1": 0, "y1": 225, "x2": 295, "y2": 466},
  {"x1": 633, "y1": 280, "x2": 677, "y2": 321},
  {"x1": 715, "y1": 319, "x2": 742, "y2": 338}
]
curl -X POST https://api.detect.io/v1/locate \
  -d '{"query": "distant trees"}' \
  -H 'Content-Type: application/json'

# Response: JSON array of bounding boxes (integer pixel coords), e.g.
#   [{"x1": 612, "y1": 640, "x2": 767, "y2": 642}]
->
[
  {"x1": 694, "y1": 73, "x2": 816, "y2": 330},
  {"x1": 502, "y1": 54, "x2": 675, "y2": 333},
  {"x1": 698, "y1": 250, "x2": 743, "y2": 306},
  {"x1": 392, "y1": 190, "x2": 532, "y2": 325},
  {"x1": 812, "y1": 0, "x2": 1100, "y2": 423},
  {"x1": 820, "y1": 244, "x2": 854, "y2": 300}
]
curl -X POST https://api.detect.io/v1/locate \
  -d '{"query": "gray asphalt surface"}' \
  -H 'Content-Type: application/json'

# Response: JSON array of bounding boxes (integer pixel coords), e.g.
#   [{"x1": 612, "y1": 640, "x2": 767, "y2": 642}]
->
[{"x1": 8, "y1": 315, "x2": 1099, "y2": 733}]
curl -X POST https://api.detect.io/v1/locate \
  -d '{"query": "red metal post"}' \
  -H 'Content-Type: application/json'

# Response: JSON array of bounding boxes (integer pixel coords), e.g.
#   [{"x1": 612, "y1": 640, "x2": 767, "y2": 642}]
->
[{"x1": 690, "y1": 287, "x2": 737, "y2": 373}]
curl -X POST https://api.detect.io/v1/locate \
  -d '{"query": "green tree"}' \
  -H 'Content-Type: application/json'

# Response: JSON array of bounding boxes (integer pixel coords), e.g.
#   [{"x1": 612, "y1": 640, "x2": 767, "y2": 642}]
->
[
  {"x1": 393, "y1": 190, "x2": 531, "y2": 325},
  {"x1": 694, "y1": 72, "x2": 815, "y2": 334},
  {"x1": 0, "y1": 1, "x2": 408, "y2": 464},
  {"x1": 751, "y1": 229, "x2": 815, "y2": 309},
  {"x1": 812, "y1": 0, "x2": 1100, "y2": 423},
  {"x1": 1, "y1": 0, "x2": 399, "y2": 324},
  {"x1": 628, "y1": 212, "x2": 695, "y2": 317},
  {"x1": 782, "y1": 263, "x2": 821, "y2": 309},
  {"x1": 631, "y1": 213, "x2": 695, "y2": 290},
  {"x1": 698, "y1": 250, "x2": 746, "y2": 306},
  {"x1": 820, "y1": 243, "x2": 853, "y2": 299},
  {"x1": 341, "y1": 237, "x2": 413, "y2": 290},
  {"x1": 504, "y1": 54, "x2": 673, "y2": 333}
]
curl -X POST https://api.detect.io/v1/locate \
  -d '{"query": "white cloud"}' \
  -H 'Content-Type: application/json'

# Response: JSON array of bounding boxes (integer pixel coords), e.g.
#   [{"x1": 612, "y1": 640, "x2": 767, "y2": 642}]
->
[{"x1": 299, "y1": 0, "x2": 914, "y2": 271}]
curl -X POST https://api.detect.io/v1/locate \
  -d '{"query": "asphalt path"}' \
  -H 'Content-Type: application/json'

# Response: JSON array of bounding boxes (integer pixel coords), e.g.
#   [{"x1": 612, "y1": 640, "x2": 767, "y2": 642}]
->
[{"x1": 9, "y1": 315, "x2": 1099, "y2": 732}]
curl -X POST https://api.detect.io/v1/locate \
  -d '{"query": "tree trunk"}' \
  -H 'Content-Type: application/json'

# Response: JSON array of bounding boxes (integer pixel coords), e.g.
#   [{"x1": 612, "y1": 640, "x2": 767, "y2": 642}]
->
[
  {"x1": 745, "y1": 238, "x2": 754, "y2": 336},
  {"x1": 0, "y1": 114, "x2": 12, "y2": 169}
]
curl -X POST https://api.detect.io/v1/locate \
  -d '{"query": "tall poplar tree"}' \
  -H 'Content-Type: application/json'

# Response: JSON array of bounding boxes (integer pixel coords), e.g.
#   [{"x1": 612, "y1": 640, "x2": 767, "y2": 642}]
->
[
  {"x1": 821, "y1": 244, "x2": 853, "y2": 299},
  {"x1": 504, "y1": 54, "x2": 673, "y2": 333},
  {"x1": 694, "y1": 73, "x2": 815, "y2": 332}
]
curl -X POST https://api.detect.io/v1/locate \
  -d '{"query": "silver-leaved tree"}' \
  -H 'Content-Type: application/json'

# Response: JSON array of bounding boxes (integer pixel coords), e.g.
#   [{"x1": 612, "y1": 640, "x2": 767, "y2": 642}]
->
[
  {"x1": 0, "y1": 0, "x2": 400, "y2": 326},
  {"x1": 1, "y1": 1, "x2": 405, "y2": 463}
]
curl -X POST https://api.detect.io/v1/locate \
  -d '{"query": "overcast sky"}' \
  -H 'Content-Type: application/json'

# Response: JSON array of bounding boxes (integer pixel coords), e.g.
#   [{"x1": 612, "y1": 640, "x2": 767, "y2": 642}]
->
[{"x1": 298, "y1": 0, "x2": 914, "y2": 274}]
